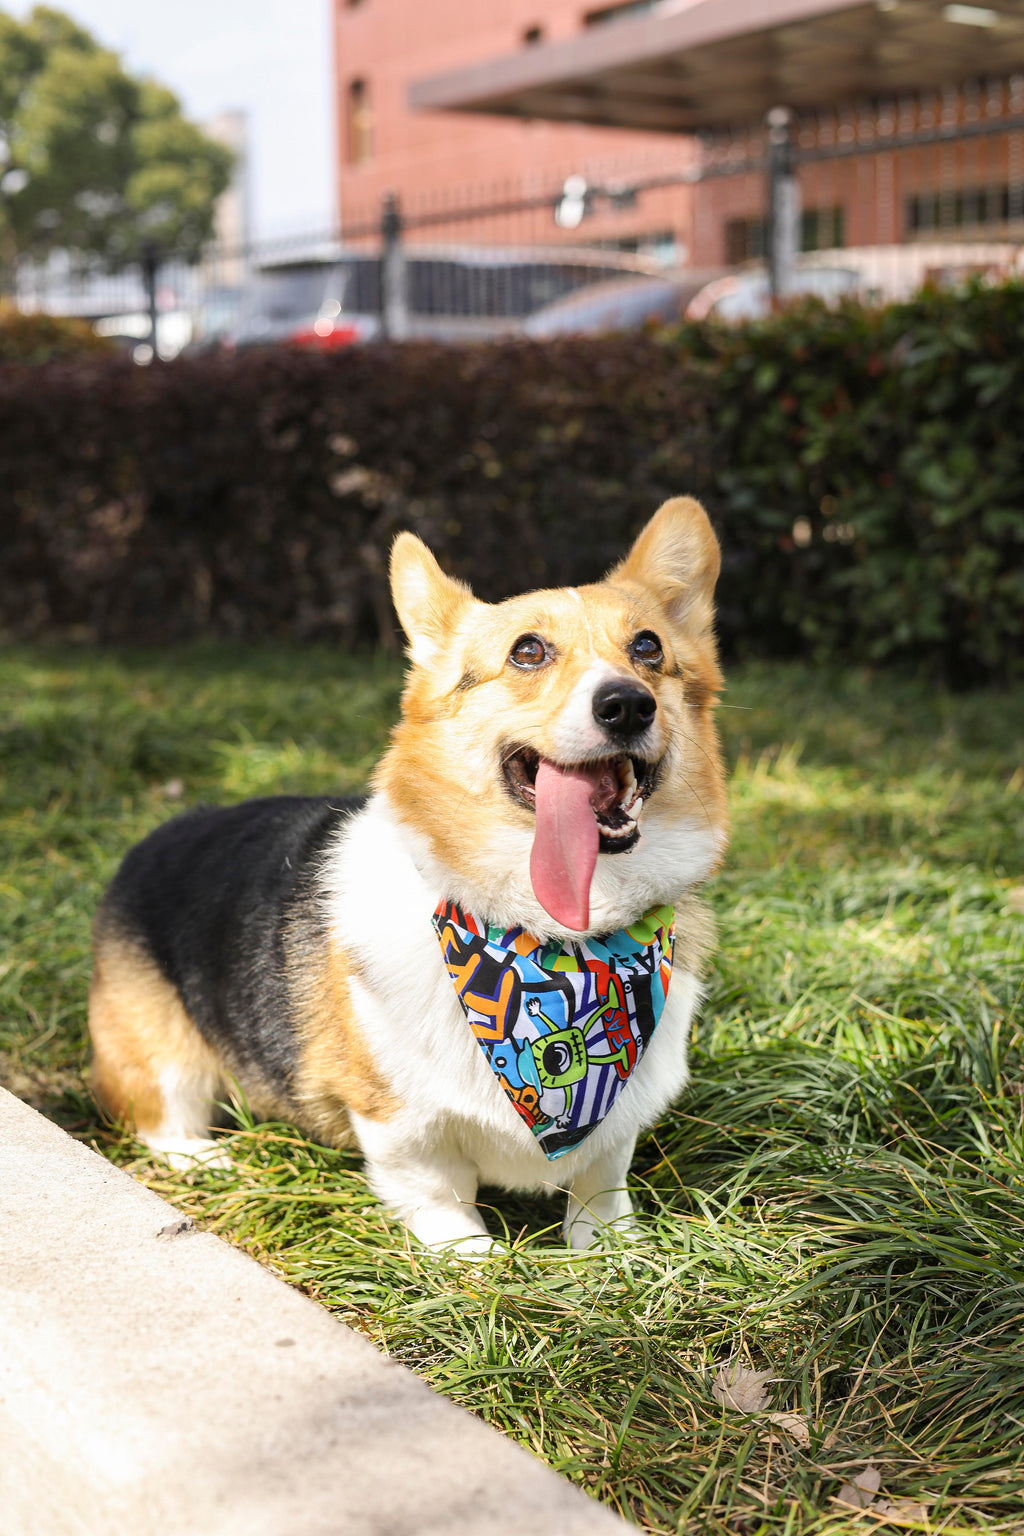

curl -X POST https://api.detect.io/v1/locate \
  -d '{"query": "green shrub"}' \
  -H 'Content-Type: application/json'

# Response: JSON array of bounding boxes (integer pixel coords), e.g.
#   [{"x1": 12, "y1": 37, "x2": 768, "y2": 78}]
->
[
  {"x1": 1, "y1": 285, "x2": 1021, "y2": 680},
  {"x1": 0, "y1": 304, "x2": 113, "y2": 363},
  {"x1": 670, "y1": 281, "x2": 1024, "y2": 684}
]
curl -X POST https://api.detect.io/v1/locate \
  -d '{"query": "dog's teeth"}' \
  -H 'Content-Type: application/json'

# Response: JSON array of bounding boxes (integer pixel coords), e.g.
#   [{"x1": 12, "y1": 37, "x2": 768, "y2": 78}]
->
[{"x1": 632, "y1": 796, "x2": 643, "y2": 818}]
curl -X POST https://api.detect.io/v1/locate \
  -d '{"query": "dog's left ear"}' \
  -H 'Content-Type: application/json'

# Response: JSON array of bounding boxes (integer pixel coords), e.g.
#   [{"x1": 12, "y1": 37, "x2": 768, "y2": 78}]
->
[
  {"x1": 609, "y1": 497, "x2": 720, "y2": 640},
  {"x1": 390, "y1": 532, "x2": 474, "y2": 664}
]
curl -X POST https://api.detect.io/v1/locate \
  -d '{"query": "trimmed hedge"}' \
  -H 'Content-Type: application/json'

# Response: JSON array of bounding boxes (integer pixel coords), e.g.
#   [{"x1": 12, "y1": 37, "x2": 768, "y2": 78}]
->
[
  {"x1": 672, "y1": 282, "x2": 1024, "y2": 684},
  {"x1": 0, "y1": 336, "x2": 712, "y2": 649},
  {"x1": 2, "y1": 285, "x2": 1023, "y2": 680}
]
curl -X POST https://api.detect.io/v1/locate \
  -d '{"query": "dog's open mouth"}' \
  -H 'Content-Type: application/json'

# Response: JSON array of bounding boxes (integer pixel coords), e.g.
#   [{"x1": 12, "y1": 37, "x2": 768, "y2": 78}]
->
[
  {"x1": 503, "y1": 747, "x2": 657, "y2": 852},
  {"x1": 502, "y1": 746, "x2": 660, "y2": 932}
]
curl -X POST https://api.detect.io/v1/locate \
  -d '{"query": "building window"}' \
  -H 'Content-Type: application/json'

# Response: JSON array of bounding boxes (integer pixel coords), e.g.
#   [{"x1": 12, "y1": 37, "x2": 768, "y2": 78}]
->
[
  {"x1": 347, "y1": 78, "x2": 373, "y2": 166},
  {"x1": 907, "y1": 182, "x2": 1023, "y2": 234},
  {"x1": 725, "y1": 206, "x2": 845, "y2": 264},
  {"x1": 523, "y1": 24, "x2": 544, "y2": 44}
]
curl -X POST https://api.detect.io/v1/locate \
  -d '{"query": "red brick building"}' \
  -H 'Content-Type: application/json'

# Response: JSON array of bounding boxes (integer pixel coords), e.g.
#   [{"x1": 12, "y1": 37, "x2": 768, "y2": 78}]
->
[
  {"x1": 333, "y1": 0, "x2": 698, "y2": 262},
  {"x1": 336, "y1": 0, "x2": 1024, "y2": 271}
]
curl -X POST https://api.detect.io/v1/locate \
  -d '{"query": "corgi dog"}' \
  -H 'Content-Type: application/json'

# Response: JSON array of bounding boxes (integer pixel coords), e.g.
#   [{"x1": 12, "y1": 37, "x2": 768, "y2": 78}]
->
[{"x1": 89, "y1": 497, "x2": 728, "y2": 1252}]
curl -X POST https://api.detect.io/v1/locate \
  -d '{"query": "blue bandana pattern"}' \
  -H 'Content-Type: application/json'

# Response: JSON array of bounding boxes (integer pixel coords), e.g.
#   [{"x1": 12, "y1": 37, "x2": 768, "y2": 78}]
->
[{"x1": 432, "y1": 900, "x2": 674, "y2": 1160}]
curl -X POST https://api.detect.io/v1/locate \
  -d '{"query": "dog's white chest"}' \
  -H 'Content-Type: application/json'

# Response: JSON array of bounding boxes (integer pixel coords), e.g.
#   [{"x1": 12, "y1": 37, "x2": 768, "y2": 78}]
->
[{"x1": 323, "y1": 796, "x2": 700, "y2": 1193}]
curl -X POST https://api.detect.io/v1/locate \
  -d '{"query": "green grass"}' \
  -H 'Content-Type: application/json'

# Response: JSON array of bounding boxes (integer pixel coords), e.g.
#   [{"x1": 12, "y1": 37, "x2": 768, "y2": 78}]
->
[{"x1": 2, "y1": 644, "x2": 1023, "y2": 1534}]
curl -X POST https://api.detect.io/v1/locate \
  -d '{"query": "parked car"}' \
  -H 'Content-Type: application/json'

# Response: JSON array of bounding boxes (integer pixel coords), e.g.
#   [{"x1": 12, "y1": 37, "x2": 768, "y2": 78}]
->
[
  {"x1": 791, "y1": 241, "x2": 1024, "y2": 304},
  {"x1": 229, "y1": 260, "x2": 375, "y2": 349},
  {"x1": 232, "y1": 247, "x2": 664, "y2": 347},
  {"x1": 684, "y1": 264, "x2": 861, "y2": 321},
  {"x1": 524, "y1": 270, "x2": 726, "y2": 336},
  {"x1": 524, "y1": 243, "x2": 1024, "y2": 335},
  {"x1": 687, "y1": 245, "x2": 1024, "y2": 321}
]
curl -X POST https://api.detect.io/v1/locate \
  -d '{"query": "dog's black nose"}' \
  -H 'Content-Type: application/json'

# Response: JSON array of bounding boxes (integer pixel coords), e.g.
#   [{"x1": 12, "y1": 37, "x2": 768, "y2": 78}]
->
[{"x1": 592, "y1": 681, "x2": 656, "y2": 739}]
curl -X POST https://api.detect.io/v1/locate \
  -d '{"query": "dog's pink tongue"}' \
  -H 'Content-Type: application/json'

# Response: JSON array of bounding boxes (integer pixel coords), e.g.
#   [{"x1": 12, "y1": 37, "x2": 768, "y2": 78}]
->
[{"x1": 530, "y1": 759, "x2": 602, "y2": 930}]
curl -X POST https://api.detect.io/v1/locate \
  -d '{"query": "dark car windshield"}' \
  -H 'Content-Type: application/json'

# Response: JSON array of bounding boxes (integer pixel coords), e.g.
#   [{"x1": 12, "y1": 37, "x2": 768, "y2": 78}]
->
[{"x1": 257, "y1": 266, "x2": 335, "y2": 322}]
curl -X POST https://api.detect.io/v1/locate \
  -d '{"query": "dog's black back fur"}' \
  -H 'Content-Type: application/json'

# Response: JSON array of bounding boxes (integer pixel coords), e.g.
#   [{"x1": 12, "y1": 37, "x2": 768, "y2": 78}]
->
[{"x1": 98, "y1": 795, "x2": 366, "y2": 1092}]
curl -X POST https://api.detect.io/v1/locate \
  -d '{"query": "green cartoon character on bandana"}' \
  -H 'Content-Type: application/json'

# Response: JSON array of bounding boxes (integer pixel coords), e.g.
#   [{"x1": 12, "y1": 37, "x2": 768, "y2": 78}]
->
[{"x1": 517, "y1": 978, "x2": 633, "y2": 1114}]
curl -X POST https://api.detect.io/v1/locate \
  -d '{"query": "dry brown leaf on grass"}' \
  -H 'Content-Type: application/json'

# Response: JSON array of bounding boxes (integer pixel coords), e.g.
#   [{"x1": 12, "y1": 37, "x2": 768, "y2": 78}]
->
[
  {"x1": 711, "y1": 1364, "x2": 777, "y2": 1413},
  {"x1": 1005, "y1": 885, "x2": 1024, "y2": 915},
  {"x1": 836, "y1": 1464, "x2": 882, "y2": 1510},
  {"x1": 764, "y1": 1410, "x2": 811, "y2": 1445},
  {"x1": 874, "y1": 1497, "x2": 934, "y2": 1524},
  {"x1": 711, "y1": 1367, "x2": 814, "y2": 1446}
]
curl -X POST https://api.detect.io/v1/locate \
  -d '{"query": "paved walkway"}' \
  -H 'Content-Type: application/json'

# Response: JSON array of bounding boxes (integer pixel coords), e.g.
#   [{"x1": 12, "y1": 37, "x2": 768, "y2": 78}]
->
[{"x1": 0, "y1": 1087, "x2": 624, "y2": 1536}]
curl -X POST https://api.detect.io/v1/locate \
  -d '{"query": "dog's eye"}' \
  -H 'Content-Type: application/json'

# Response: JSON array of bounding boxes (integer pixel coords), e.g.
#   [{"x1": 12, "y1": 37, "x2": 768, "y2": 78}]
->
[
  {"x1": 508, "y1": 634, "x2": 549, "y2": 669},
  {"x1": 629, "y1": 631, "x2": 663, "y2": 666}
]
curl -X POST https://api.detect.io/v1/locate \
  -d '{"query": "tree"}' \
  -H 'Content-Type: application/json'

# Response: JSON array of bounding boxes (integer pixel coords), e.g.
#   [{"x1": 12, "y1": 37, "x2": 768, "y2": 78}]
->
[{"x1": 0, "y1": 5, "x2": 234, "y2": 272}]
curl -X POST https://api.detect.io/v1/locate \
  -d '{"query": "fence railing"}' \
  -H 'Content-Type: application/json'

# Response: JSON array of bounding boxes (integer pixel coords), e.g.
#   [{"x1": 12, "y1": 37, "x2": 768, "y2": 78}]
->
[{"x1": 9, "y1": 74, "x2": 1024, "y2": 354}]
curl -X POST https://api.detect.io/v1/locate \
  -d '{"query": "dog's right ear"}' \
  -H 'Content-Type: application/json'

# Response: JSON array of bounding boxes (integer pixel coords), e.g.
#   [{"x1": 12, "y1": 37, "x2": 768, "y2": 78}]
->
[{"x1": 390, "y1": 533, "x2": 474, "y2": 664}]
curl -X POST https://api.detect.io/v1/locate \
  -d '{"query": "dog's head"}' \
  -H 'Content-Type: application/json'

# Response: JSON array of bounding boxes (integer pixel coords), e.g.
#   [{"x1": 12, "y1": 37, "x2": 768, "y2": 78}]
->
[{"x1": 378, "y1": 497, "x2": 728, "y2": 939}]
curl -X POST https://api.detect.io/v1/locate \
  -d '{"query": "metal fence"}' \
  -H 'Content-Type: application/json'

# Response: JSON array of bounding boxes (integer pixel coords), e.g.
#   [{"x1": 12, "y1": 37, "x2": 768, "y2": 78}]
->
[
  {"x1": 9, "y1": 220, "x2": 674, "y2": 356},
  {"x1": 10, "y1": 74, "x2": 1024, "y2": 356}
]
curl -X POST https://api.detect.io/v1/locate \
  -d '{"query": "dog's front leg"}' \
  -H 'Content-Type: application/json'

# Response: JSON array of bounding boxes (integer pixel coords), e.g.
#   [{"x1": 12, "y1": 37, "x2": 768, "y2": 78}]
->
[
  {"x1": 350, "y1": 1112, "x2": 493, "y2": 1253},
  {"x1": 563, "y1": 1135, "x2": 639, "y2": 1250}
]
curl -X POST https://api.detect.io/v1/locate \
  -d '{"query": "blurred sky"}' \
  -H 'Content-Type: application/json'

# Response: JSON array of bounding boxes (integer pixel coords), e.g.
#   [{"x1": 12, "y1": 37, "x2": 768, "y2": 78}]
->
[{"x1": 10, "y1": 0, "x2": 335, "y2": 238}]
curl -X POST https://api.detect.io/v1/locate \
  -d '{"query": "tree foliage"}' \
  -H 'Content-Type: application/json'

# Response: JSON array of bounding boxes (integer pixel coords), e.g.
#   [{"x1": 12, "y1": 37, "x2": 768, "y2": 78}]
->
[{"x1": 0, "y1": 5, "x2": 233, "y2": 266}]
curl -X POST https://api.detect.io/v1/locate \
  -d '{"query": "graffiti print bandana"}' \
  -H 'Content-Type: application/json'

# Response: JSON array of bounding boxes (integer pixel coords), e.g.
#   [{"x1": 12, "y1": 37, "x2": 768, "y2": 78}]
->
[{"x1": 432, "y1": 900, "x2": 674, "y2": 1160}]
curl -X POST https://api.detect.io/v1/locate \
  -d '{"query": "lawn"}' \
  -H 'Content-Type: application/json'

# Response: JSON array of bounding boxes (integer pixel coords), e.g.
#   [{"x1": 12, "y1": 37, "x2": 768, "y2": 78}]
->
[{"x1": 2, "y1": 643, "x2": 1022, "y2": 1534}]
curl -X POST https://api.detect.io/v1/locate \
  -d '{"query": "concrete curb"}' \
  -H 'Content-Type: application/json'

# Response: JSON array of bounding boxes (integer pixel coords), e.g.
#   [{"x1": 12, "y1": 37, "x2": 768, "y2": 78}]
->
[{"x1": 0, "y1": 1087, "x2": 625, "y2": 1535}]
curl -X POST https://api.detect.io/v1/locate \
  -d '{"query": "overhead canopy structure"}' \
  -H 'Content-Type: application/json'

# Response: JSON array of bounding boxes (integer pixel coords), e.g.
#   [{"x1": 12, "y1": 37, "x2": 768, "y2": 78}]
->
[{"x1": 409, "y1": 0, "x2": 1024, "y2": 133}]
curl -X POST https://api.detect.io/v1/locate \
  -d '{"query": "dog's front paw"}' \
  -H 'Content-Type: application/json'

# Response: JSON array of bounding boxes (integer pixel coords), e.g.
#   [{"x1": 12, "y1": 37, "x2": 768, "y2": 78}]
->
[
  {"x1": 408, "y1": 1204, "x2": 498, "y2": 1256},
  {"x1": 432, "y1": 1231, "x2": 504, "y2": 1259},
  {"x1": 564, "y1": 1208, "x2": 642, "y2": 1252},
  {"x1": 142, "y1": 1135, "x2": 233, "y2": 1172}
]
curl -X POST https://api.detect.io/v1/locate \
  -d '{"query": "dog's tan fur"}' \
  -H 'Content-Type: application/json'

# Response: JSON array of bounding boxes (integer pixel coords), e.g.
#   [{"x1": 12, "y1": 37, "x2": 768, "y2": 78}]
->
[
  {"x1": 92, "y1": 917, "x2": 400, "y2": 1145},
  {"x1": 290, "y1": 941, "x2": 401, "y2": 1140},
  {"x1": 90, "y1": 926, "x2": 223, "y2": 1134}
]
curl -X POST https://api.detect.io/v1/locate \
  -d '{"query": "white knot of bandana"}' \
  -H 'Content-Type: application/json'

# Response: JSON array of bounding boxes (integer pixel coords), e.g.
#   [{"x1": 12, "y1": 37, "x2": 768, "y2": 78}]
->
[{"x1": 432, "y1": 901, "x2": 675, "y2": 1160}]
